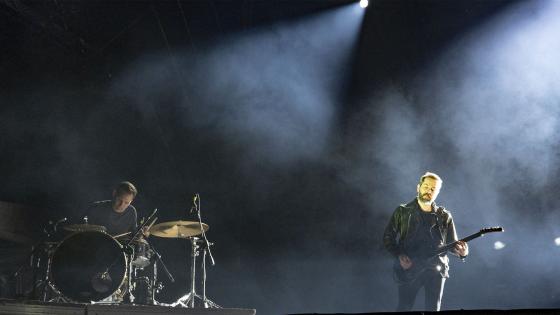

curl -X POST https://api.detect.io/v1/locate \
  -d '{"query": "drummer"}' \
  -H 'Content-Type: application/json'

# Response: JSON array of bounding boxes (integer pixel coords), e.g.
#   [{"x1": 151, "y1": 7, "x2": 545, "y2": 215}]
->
[{"x1": 83, "y1": 181, "x2": 138, "y2": 235}]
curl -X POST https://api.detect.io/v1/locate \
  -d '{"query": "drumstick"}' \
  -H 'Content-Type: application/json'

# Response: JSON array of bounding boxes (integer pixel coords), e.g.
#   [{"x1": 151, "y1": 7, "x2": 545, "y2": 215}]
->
[
  {"x1": 113, "y1": 231, "x2": 131, "y2": 238},
  {"x1": 146, "y1": 217, "x2": 158, "y2": 231}
]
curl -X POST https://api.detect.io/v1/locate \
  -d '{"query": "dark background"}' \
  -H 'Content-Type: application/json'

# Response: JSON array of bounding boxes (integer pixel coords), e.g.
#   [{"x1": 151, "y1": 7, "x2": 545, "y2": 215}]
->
[{"x1": 2, "y1": 0, "x2": 560, "y2": 314}]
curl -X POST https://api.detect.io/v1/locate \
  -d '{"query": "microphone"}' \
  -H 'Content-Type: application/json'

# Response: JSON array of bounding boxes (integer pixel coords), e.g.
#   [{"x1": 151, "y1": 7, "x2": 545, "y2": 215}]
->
[{"x1": 190, "y1": 193, "x2": 199, "y2": 214}]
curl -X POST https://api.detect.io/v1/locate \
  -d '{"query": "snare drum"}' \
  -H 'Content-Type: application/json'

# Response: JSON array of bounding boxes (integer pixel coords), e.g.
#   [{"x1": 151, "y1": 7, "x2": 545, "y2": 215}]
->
[{"x1": 120, "y1": 237, "x2": 153, "y2": 269}]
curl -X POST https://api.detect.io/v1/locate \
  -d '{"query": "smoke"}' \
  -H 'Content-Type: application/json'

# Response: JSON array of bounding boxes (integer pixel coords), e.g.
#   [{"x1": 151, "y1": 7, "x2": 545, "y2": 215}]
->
[
  {"x1": 112, "y1": 5, "x2": 362, "y2": 169},
  {"x1": 103, "y1": 6, "x2": 367, "y2": 313},
  {"x1": 343, "y1": 0, "x2": 560, "y2": 310}
]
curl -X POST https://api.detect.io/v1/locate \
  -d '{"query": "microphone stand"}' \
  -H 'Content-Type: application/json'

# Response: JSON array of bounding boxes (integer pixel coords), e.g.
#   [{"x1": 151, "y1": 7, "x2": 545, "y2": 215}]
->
[
  {"x1": 172, "y1": 194, "x2": 220, "y2": 308},
  {"x1": 193, "y1": 194, "x2": 220, "y2": 308},
  {"x1": 147, "y1": 243, "x2": 175, "y2": 283}
]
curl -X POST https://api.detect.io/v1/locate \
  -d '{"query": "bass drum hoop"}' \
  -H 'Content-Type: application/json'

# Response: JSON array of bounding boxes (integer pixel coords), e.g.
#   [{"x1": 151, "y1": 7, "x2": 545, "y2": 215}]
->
[{"x1": 51, "y1": 230, "x2": 128, "y2": 303}]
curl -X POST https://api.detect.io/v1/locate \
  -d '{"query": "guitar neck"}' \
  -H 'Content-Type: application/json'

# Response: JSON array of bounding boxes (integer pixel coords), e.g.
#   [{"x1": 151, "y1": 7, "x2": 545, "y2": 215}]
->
[{"x1": 435, "y1": 232, "x2": 482, "y2": 256}]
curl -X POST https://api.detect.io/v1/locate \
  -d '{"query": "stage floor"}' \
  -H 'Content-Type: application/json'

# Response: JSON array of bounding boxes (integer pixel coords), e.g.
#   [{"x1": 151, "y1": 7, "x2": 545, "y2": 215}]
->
[{"x1": 0, "y1": 299, "x2": 256, "y2": 315}]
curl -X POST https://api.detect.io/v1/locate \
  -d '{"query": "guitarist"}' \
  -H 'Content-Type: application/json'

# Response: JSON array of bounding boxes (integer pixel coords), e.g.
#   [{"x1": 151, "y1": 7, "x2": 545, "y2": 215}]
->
[{"x1": 383, "y1": 172, "x2": 468, "y2": 311}]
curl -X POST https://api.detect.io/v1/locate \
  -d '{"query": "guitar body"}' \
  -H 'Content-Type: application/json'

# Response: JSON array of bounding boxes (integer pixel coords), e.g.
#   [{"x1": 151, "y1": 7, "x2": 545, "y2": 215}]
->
[{"x1": 392, "y1": 255, "x2": 441, "y2": 284}]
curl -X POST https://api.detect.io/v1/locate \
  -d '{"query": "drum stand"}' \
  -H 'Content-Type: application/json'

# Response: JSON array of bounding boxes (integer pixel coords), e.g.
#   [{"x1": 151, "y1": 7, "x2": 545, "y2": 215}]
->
[
  {"x1": 39, "y1": 245, "x2": 70, "y2": 303},
  {"x1": 171, "y1": 237, "x2": 220, "y2": 308}
]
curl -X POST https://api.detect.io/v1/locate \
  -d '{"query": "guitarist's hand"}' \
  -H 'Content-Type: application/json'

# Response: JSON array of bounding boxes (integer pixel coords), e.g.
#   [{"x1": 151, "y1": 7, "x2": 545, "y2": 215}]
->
[
  {"x1": 399, "y1": 254, "x2": 413, "y2": 270},
  {"x1": 454, "y1": 240, "x2": 469, "y2": 257}
]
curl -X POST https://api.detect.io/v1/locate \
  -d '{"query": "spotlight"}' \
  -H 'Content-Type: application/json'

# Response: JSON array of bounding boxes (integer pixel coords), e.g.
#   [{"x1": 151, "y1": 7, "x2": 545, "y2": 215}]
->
[
  {"x1": 359, "y1": 0, "x2": 369, "y2": 9},
  {"x1": 555, "y1": 237, "x2": 560, "y2": 246},
  {"x1": 493, "y1": 241, "x2": 506, "y2": 250}
]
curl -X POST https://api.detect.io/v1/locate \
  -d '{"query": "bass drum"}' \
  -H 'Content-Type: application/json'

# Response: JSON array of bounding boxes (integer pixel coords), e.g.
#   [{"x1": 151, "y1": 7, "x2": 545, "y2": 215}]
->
[{"x1": 51, "y1": 231, "x2": 127, "y2": 302}]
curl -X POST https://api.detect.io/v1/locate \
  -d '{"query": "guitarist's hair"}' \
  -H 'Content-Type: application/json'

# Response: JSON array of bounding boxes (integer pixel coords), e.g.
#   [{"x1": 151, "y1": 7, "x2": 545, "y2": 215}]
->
[{"x1": 419, "y1": 172, "x2": 443, "y2": 185}]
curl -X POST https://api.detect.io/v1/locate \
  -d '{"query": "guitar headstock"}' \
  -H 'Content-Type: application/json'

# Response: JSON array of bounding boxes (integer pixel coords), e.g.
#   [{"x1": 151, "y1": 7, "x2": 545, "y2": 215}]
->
[{"x1": 480, "y1": 226, "x2": 504, "y2": 234}]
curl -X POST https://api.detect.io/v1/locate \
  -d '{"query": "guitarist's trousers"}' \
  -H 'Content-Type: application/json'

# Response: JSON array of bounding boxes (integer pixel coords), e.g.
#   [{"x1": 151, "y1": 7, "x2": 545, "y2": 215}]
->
[{"x1": 396, "y1": 270, "x2": 446, "y2": 311}]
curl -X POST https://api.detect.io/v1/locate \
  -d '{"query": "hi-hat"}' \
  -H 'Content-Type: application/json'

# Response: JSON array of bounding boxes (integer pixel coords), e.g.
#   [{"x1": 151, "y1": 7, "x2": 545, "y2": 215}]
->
[{"x1": 151, "y1": 220, "x2": 209, "y2": 238}]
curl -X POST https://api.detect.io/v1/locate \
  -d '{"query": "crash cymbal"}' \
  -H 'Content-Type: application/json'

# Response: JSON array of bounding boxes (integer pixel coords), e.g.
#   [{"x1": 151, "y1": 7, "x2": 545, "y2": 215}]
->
[
  {"x1": 151, "y1": 220, "x2": 209, "y2": 238},
  {"x1": 63, "y1": 224, "x2": 107, "y2": 233}
]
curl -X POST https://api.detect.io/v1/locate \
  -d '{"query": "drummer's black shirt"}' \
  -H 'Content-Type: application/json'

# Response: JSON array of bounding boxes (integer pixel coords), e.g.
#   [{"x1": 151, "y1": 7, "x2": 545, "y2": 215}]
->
[{"x1": 84, "y1": 200, "x2": 137, "y2": 235}]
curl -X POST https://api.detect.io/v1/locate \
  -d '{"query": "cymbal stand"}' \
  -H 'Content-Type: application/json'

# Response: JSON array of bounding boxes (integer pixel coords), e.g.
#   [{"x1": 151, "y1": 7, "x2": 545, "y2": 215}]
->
[
  {"x1": 29, "y1": 220, "x2": 70, "y2": 303},
  {"x1": 41, "y1": 244, "x2": 69, "y2": 303},
  {"x1": 171, "y1": 237, "x2": 201, "y2": 307},
  {"x1": 172, "y1": 193, "x2": 219, "y2": 308}
]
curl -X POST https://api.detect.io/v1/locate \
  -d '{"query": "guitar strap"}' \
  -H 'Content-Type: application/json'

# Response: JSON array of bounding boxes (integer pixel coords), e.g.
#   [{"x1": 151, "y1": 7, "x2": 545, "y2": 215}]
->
[{"x1": 434, "y1": 206, "x2": 447, "y2": 244}]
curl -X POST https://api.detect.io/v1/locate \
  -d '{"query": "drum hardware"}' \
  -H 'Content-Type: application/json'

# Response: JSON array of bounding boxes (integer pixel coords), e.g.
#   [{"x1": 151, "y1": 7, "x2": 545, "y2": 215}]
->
[
  {"x1": 165, "y1": 193, "x2": 220, "y2": 308},
  {"x1": 148, "y1": 243, "x2": 175, "y2": 283},
  {"x1": 200, "y1": 241, "x2": 220, "y2": 308},
  {"x1": 63, "y1": 215, "x2": 108, "y2": 233},
  {"x1": 21, "y1": 219, "x2": 71, "y2": 302},
  {"x1": 88, "y1": 209, "x2": 158, "y2": 304},
  {"x1": 129, "y1": 260, "x2": 157, "y2": 305},
  {"x1": 128, "y1": 217, "x2": 159, "y2": 269},
  {"x1": 22, "y1": 242, "x2": 64, "y2": 302},
  {"x1": 50, "y1": 230, "x2": 128, "y2": 303},
  {"x1": 97, "y1": 209, "x2": 158, "y2": 291},
  {"x1": 20, "y1": 241, "x2": 69, "y2": 303},
  {"x1": 43, "y1": 217, "x2": 67, "y2": 238},
  {"x1": 126, "y1": 238, "x2": 174, "y2": 305},
  {"x1": 23, "y1": 206, "x2": 224, "y2": 307},
  {"x1": 170, "y1": 237, "x2": 202, "y2": 308},
  {"x1": 127, "y1": 237, "x2": 153, "y2": 268},
  {"x1": 41, "y1": 243, "x2": 71, "y2": 303},
  {"x1": 63, "y1": 223, "x2": 107, "y2": 233}
]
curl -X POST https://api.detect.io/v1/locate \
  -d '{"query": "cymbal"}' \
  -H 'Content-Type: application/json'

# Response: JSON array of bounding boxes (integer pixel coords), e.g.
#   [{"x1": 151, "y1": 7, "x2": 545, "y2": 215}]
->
[
  {"x1": 151, "y1": 220, "x2": 209, "y2": 238},
  {"x1": 63, "y1": 224, "x2": 107, "y2": 233}
]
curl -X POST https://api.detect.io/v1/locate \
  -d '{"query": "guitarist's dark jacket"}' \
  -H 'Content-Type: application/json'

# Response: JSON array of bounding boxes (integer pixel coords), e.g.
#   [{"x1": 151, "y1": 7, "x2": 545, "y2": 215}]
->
[{"x1": 383, "y1": 199, "x2": 459, "y2": 278}]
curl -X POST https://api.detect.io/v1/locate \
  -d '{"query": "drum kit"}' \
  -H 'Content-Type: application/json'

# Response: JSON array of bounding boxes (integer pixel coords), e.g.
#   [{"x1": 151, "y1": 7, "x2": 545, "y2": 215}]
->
[{"x1": 30, "y1": 195, "x2": 219, "y2": 308}]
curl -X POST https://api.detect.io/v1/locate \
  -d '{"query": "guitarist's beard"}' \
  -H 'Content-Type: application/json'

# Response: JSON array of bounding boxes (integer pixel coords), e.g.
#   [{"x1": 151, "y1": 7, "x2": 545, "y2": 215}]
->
[{"x1": 417, "y1": 192, "x2": 435, "y2": 204}]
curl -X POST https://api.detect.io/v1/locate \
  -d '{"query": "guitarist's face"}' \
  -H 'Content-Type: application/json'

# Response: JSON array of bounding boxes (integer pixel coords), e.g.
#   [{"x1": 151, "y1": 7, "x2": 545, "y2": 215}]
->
[{"x1": 417, "y1": 177, "x2": 441, "y2": 203}]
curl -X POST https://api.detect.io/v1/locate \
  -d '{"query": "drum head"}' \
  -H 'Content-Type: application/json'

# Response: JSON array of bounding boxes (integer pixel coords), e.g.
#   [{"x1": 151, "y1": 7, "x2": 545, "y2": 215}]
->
[{"x1": 51, "y1": 231, "x2": 127, "y2": 302}]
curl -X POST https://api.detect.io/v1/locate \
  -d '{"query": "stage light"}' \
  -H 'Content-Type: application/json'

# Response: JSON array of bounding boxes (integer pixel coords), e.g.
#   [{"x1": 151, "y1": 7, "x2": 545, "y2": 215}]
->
[
  {"x1": 554, "y1": 237, "x2": 560, "y2": 246},
  {"x1": 494, "y1": 241, "x2": 506, "y2": 250},
  {"x1": 359, "y1": 0, "x2": 368, "y2": 9}
]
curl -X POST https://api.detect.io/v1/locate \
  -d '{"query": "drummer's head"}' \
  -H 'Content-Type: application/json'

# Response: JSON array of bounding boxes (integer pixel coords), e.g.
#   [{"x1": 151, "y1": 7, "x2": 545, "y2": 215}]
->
[{"x1": 112, "y1": 181, "x2": 138, "y2": 213}]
